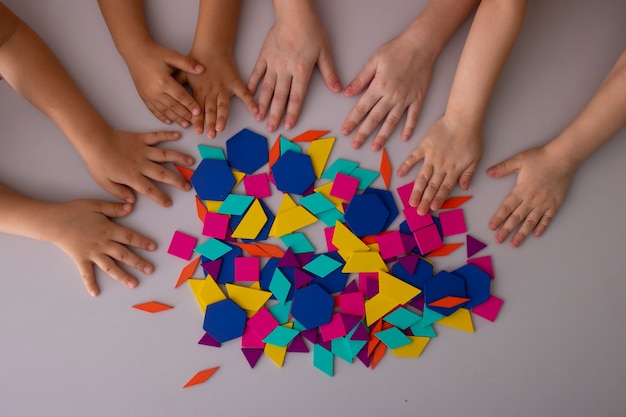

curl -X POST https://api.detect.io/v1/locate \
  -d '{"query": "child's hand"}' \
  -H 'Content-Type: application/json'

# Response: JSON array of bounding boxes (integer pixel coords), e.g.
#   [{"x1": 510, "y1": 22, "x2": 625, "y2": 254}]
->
[
  {"x1": 47, "y1": 200, "x2": 156, "y2": 297},
  {"x1": 342, "y1": 34, "x2": 435, "y2": 151},
  {"x1": 176, "y1": 53, "x2": 257, "y2": 139},
  {"x1": 82, "y1": 129, "x2": 194, "y2": 207},
  {"x1": 124, "y1": 40, "x2": 204, "y2": 128},
  {"x1": 397, "y1": 116, "x2": 482, "y2": 214},
  {"x1": 487, "y1": 146, "x2": 574, "y2": 247},
  {"x1": 247, "y1": 12, "x2": 341, "y2": 132}
]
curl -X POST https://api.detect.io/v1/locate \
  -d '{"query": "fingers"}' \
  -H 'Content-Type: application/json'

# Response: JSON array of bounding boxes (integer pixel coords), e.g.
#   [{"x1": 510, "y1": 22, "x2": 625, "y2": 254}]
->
[
  {"x1": 76, "y1": 260, "x2": 99, "y2": 298},
  {"x1": 401, "y1": 101, "x2": 422, "y2": 142},
  {"x1": 414, "y1": 168, "x2": 446, "y2": 215},
  {"x1": 342, "y1": 93, "x2": 382, "y2": 148},
  {"x1": 490, "y1": 195, "x2": 554, "y2": 247},
  {"x1": 254, "y1": 65, "x2": 274, "y2": 122},
  {"x1": 247, "y1": 58, "x2": 268, "y2": 100},
  {"x1": 318, "y1": 47, "x2": 342, "y2": 93},
  {"x1": 266, "y1": 74, "x2": 293, "y2": 132},
  {"x1": 165, "y1": 51, "x2": 205, "y2": 75},
  {"x1": 283, "y1": 69, "x2": 313, "y2": 130},
  {"x1": 487, "y1": 155, "x2": 520, "y2": 178},
  {"x1": 233, "y1": 81, "x2": 259, "y2": 117},
  {"x1": 343, "y1": 59, "x2": 376, "y2": 96},
  {"x1": 99, "y1": 180, "x2": 136, "y2": 205}
]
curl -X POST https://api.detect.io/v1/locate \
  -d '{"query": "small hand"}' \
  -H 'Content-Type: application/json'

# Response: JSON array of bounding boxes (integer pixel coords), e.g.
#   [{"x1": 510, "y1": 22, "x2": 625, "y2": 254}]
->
[
  {"x1": 48, "y1": 200, "x2": 156, "y2": 297},
  {"x1": 487, "y1": 146, "x2": 574, "y2": 247},
  {"x1": 83, "y1": 129, "x2": 194, "y2": 207},
  {"x1": 125, "y1": 40, "x2": 204, "y2": 127},
  {"x1": 177, "y1": 52, "x2": 257, "y2": 138},
  {"x1": 342, "y1": 34, "x2": 435, "y2": 151},
  {"x1": 397, "y1": 116, "x2": 482, "y2": 214},
  {"x1": 247, "y1": 14, "x2": 341, "y2": 132}
]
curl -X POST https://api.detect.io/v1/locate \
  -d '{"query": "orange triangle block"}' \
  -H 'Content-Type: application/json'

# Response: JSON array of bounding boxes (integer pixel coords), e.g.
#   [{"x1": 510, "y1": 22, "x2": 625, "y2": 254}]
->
[
  {"x1": 440, "y1": 196, "x2": 473, "y2": 209},
  {"x1": 268, "y1": 135, "x2": 282, "y2": 171},
  {"x1": 132, "y1": 301, "x2": 173, "y2": 313},
  {"x1": 291, "y1": 130, "x2": 330, "y2": 142},
  {"x1": 174, "y1": 164, "x2": 194, "y2": 182},
  {"x1": 428, "y1": 243, "x2": 464, "y2": 257},
  {"x1": 380, "y1": 148, "x2": 392, "y2": 190},
  {"x1": 196, "y1": 196, "x2": 209, "y2": 223},
  {"x1": 234, "y1": 242, "x2": 270, "y2": 257},
  {"x1": 174, "y1": 256, "x2": 201, "y2": 288},
  {"x1": 428, "y1": 295, "x2": 470, "y2": 309},
  {"x1": 370, "y1": 342, "x2": 387, "y2": 369},
  {"x1": 255, "y1": 243, "x2": 285, "y2": 258},
  {"x1": 182, "y1": 366, "x2": 219, "y2": 388}
]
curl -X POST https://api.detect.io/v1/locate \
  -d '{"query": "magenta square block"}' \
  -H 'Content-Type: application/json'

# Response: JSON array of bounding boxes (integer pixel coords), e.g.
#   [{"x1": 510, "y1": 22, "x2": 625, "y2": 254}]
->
[
  {"x1": 243, "y1": 173, "x2": 271, "y2": 199},
  {"x1": 403, "y1": 207, "x2": 434, "y2": 232},
  {"x1": 413, "y1": 224, "x2": 443, "y2": 254},
  {"x1": 319, "y1": 313, "x2": 347, "y2": 342},
  {"x1": 167, "y1": 231, "x2": 197, "y2": 260},
  {"x1": 439, "y1": 208, "x2": 467, "y2": 236},
  {"x1": 234, "y1": 257, "x2": 260, "y2": 281},
  {"x1": 376, "y1": 231, "x2": 406, "y2": 260},
  {"x1": 202, "y1": 212, "x2": 230, "y2": 239},
  {"x1": 330, "y1": 173, "x2": 359, "y2": 201}
]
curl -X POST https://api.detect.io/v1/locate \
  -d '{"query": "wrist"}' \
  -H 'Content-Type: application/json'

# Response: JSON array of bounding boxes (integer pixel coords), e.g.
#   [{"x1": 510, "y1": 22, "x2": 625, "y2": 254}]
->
[{"x1": 272, "y1": 0, "x2": 317, "y2": 23}]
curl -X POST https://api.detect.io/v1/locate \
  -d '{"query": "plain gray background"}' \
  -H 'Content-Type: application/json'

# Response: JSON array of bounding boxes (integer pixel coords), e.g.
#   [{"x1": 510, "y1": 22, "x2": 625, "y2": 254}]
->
[{"x1": 0, "y1": 1, "x2": 625, "y2": 416}]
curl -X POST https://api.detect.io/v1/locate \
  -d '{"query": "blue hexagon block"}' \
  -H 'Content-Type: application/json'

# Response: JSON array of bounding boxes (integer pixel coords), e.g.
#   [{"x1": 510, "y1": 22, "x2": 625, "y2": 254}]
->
[
  {"x1": 452, "y1": 263, "x2": 490, "y2": 309},
  {"x1": 290, "y1": 284, "x2": 334, "y2": 330},
  {"x1": 423, "y1": 270, "x2": 467, "y2": 316},
  {"x1": 272, "y1": 151, "x2": 316, "y2": 195},
  {"x1": 344, "y1": 193, "x2": 389, "y2": 237},
  {"x1": 226, "y1": 128, "x2": 268, "y2": 174},
  {"x1": 191, "y1": 159, "x2": 236, "y2": 201},
  {"x1": 203, "y1": 298, "x2": 246, "y2": 343},
  {"x1": 363, "y1": 187, "x2": 399, "y2": 230}
]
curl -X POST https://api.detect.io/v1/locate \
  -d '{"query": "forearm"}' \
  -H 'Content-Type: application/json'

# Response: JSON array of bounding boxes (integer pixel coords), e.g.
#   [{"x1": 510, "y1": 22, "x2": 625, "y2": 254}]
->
[
  {"x1": 401, "y1": 0, "x2": 481, "y2": 64},
  {"x1": 0, "y1": 16, "x2": 112, "y2": 158},
  {"x1": 446, "y1": 0, "x2": 527, "y2": 129},
  {"x1": 547, "y1": 49, "x2": 626, "y2": 169},
  {"x1": 192, "y1": 0, "x2": 241, "y2": 55},
  {"x1": 272, "y1": 0, "x2": 318, "y2": 24},
  {"x1": 97, "y1": 0, "x2": 153, "y2": 61},
  {"x1": 0, "y1": 184, "x2": 56, "y2": 242}
]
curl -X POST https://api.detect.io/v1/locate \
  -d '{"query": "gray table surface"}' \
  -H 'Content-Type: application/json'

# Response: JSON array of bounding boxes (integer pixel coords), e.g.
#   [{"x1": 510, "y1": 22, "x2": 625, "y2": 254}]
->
[{"x1": 1, "y1": 1, "x2": 625, "y2": 416}]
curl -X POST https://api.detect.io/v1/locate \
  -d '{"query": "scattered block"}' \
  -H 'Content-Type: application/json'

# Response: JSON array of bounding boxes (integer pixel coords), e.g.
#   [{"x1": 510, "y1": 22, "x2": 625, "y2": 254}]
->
[
  {"x1": 132, "y1": 302, "x2": 173, "y2": 313},
  {"x1": 226, "y1": 128, "x2": 268, "y2": 174},
  {"x1": 168, "y1": 231, "x2": 197, "y2": 260},
  {"x1": 190, "y1": 159, "x2": 236, "y2": 201},
  {"x1": 272, "y1": 151, "x2": 316, "y2": 195},
  {"x1": 183, "y1": 367, "x2": 219, "y2": 388},
  {"x1": 344, "y1": 193, "x2": 389, "y2": 237},
  {"x1": 291, "y1": 284, "x2": 334, "y2": 330},
  {"x1": 203, "y1": 299, "x2": 247, "y2": 343}
]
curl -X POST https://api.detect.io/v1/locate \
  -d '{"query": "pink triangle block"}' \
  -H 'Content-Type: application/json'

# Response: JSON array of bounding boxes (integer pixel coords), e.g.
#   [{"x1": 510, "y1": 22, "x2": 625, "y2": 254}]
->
[
  {"x1": 358, "y1": 272, "x2": 378, "y2": 295},
  {"x1": 403, "y1": 208, "x2": 434, "y2": 232},
  {"x1": 341, "y1": 314, "x2": 362, "y2": 332},
  {"x1": 286, "y1": 335, "x2": 309, "y2": 353},
  {"x1": 201, "y1": 259, "x2": 222, "y2": 279},
  {"x1": 471, "y1": 295, "x2": 503, "y2": 322},
  {"x1": 294, "y1": 268, "x2": 314, "y2": 289},
  {"x1": 300, "y1": 328, "x2": 318, "y2": 344},
  {"x1": 339, "y1": 292, "x2": 366, "y2": 317},
  {"x1": 319, "y1": 313, "x2": 347, "y2": 342},
  {"x1": 242, "y1": 348, "x2": 264, "y2": 368},
  {"x1": 397, "y1": 254, "x2": 420, "y2": 275},
  {"x1": 295, "y1": 252, "x2": 314, "y2": 266},
  {"x1": 350, "y1": 322, "x2": 370, "y2": 341},
  {"x1": 198, "y1": 332, "x2": 221, "y2": 347},
  {"x1": 396, "y1": 182, "x2": 414, "y2": 209},
  {"x1": 247, "y1": 307, "x2": 279, "y2": 340},
  {"x1": 466, "y1": 235, "x2": 488, "y2": 258},
  {"x1": 439, "y1": 208, "x2": 467, "y2": 236},
  {"x1": 241, "y1": 322, "x2": 266, "y2": 349},
  {"x1": 279, "y1": 248, "x2": 300, "y2": 267},
  {"x1": 324, "y1": 227, "x2": 338, "y2": 252},
  {"x1": 408, "y1": 295, "x2": 425, "y2": 312},
  {"x1": 467, "y1": 255, "x2": 494, "y2": 279},
  {"x1": 356, "y1": 345, "x2": 372, "y2": 367},
  {"x1": 366, "y1": 277, "x2": 380, "y2": 298},
  {"x1": 376, "y1": 231, "x2": 406, "y2": 260},
  {"x1": 400, "y1": 232, "x2": 417, "y2": 253}
]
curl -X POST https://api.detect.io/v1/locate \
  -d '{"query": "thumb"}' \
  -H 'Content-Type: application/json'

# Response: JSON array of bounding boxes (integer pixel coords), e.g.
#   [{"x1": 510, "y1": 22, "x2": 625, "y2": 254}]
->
[
  {"x1": 318, "y1": 48, "x2": 342, "y2": 93},
  {"x1": 165, "y1": 51, "x2": 204, "y2": 74},
  {"x1": 344, "y1": 58, "x2": 376, "y2": 96},
  {"x1": 487, "y1": 155, "x2": 520, "y2": 178}
]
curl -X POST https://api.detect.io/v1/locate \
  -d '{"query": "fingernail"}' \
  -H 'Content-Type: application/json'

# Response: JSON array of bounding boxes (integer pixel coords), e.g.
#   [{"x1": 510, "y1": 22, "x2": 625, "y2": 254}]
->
[
  {"x1": 125, "y1": 196, "x2": 135, "y2": 204},
  {"x1": 127, "y1": 281, "x2": 137, "y2": 289},
  {"x1": 341, "y1": 128, "x2": 350, "y2": 135},
  {"x1": 148, "y1": 242, "x2": 156, "y2": 251},
  {"x1": 195, "y1": 64, "x2": 204, "y2": 72},
  {"x1": 192, "y1": 108, "x2": 201, "y2": 116},
  {"x1": 184, "y1": 183, "x2": 191, "y2": 191},
  {"x1": 143, "y1": 265, "x2": 154, "y2": 274},
  {"x1": 165, "y1": 200, "x2": 173, "y2": 208},
  {"x1": 90, "y1": 290, "x2": 97, "y2": 298},
  {"x1": 185, "y1": 157, "x2": 194, "y2": 165},
  {"x1": 122, "y1": 203, "x2": 132, "y2": 211},
  {"x1": 333, "y1": 82, "x2": 342, "y2": 91},
  {"x1": 344, "y1": 85, "x2": 353, "y2": 94},
  {"x1": 372, "y1": 143, "x2": 381, "y2": 151},
  {"x1": 284, "y1": 121, "x2": 293, "y2": 130}
]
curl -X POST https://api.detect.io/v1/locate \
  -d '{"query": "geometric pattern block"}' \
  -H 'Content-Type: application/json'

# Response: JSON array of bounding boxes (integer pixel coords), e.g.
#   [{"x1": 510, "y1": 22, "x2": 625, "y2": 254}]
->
[
  {"x1": 362, "y1": 188, "x2": 399, "y2": 230},
  {"x1": 292, "y1": 129, "x2": 330, "y2": 142},
  {"x1": 343, "y1": 193, "x2": 389, "y2": 237},
  {"x1": 313, "y1": 343, "x2": 334, "y2": 377},
  {"x1": 321, "y1": 158, "x2": 359, "y2": 181},
  {"x1": 440, "y1": 196, "x2": 472, "y2": 209},
  {"x1": 452, "y1": 263, "x2": 491, "y2": 309},
  {"x1": 383, "y1": 307, "x2": 421, "y2": 330},
  {"x1": 264, "y1": 343, "x2": 288, "y2": 368},
  {"x1": 390, "y1": 336, "x2": 430, "y2": 358},
  {"x1": 396, "y1": 182, "x2": 414, "y2": 209},
  {"x1": 303, "y1": 254, "x2": 343, "y2": 278},
  {"x1": 307, "y1": 136, "x2": 335, "y2": 178},
  {"x1": 350, "y1": 167, "x2": 379, "y2": 191},
  {"x1": 197, "y1": 144, "x2": 226, "y2": 160},
  {"x1": 225, "y1": 128, "x2": 268, "y2": 175},
  {"x1": 182, "y1": 367, "x2": 219, "y2": 388},
  {"x1": 376, "y1": 231, "x2": 406, "y2": 260},
  {"x1": 403, "y1": 207, "x2": 434, "y2": 232},
  {"x1": 413, "y1": 223, "x2": 443, "y2": 255},
  {"x1": 202, "y1": 299, "x2": 247, "y2": 343},
  {"x1": 466, "y1": 234, "x2": 488, "y2": 258},
  {"x1": 342, "y1": 251, "x2": 388, "y2": 274},
  {"x1": 268, "y1": 269, "x2": 292, "y2": 305},
  {"x1": 242, "y1": 348, "x2": 264, "y2": 369},
  {"x1": 194, "y1": 238, "x2": 233, "y2": 261},
  {"x1": 329, "y1": 172, "x2": 359, "y2": 201},
  {"x1": 132, "y1": 301, "x2": 173, "y2": 313},
  {"x1": 436, "y1": 308, "x2": 474, "y2": 333},
  {"x1": 269, "y1": 205, "x2": 317, "y2": 238},
  {"x1": 428, "y1": 243, "x2": 464, "y2": 257},
  {"x1": 225, "y1": 284, "x2": 271, "y2": 314},
  {"x1": 243, "y1": 173, "x2": 271, "y2": 199},
  {"x1": 439, "y1": 208, "x2": 467, "y2": 236},
  {"x1": 188, "y1": 276, "x2": 226, "y2": 312},
  {"x1": 364, "y1": 293, "x2": 399, "y2": 326},
  {"x1": 374, "y1": 327, "x2": 412, "y2": 349},
  {"x1": 378, "y1": 271, "x2": 421, "y2": 305},
  {"x1": 263, "y1": 325, "x2": 300, "y2": 347},
  {"x1": 167, "y1": 231, "x2": 197, "y2": 260},
  {"x1": 280, "y1": 233, "x2": 315, "y2": 254},
  {"x1": 423, "y1": 270, "x2": 467, "y2": 316},
  {"x1": 202, "y1": 212, "x2": 230, "y2": 239},
  {"x1": 471, "y1": 295, "x2": 503, "y2": 322},
  {"x1": 174, "y1": 256, "x2": 201, "y2": 288},
  {"x1": 319, "y1": 313, "x2": 347, "y2": 342},
  {"x1": 231, "y1": 199, "x2": 268, "y2": 239},
  {"x1": 467, "y1": 255, "x2": 494, "y2": 279},
  {"x1": 279, "y1": 136, "x2": 301, "y2": 155},
  {"x1": 338, "y1": 291, "x2": 365, "y2": 317},
  {"x1": 247, "y1": 307, "x2": 279, "y2": 340},
  {"x1": 380, "y1": 148, "x2": 392, "y2": 189},
  {"x1": 234, "y1": 256, "x2": 260, "y2": 282},
  {"x1": 290, "y1": 284, "x2": 334, "y2": 330},
  {"x1": 272, "y1": 151, "x2": 316, "y2": 195},
  {"x1": 190, "y1": 158, "x2": 236, "y2": 201},
  {"x1": 331, "y1": 220, "x2": 370, "y2": 259},
  {"x1": 216, "y1": 194, "x2": 254, "y2": 216}
]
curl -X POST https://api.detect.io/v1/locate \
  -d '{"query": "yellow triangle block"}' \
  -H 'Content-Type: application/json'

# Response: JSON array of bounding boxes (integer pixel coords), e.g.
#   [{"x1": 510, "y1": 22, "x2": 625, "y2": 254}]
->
[
  {"x1": 391, "y1": 336, "x2": 430, "y2": 358},
  {"x1": 332, "y1": 221, "x2": 370, "y2": 259},
  {"x1": 342, "y1": 251, "x2": 389, "y2": 273},
  {"x1": 204, "y1": 200, "x2": 222, "y2": 213},
  {"x1": 378, "y1": 271, "x2": 421, "y2": 305},
  {"x1": 307, "y1": 137, "x2": 335, "y2": 178},
  {"x1": 437, "y1": 308, "x2": 474, "y2": 333},
  {"x1": 313, "y1": 182, "x2": 345, "y2": 210},
  {"x1": 232, "y1": 170, "x2": 246, "y2": 187},
  {"x1": 188, "y1": 277, "x2": 226, "y2": 313},
  {"x1": 231, "y1": 199, "x2": 268, "y2": 239},
  {"x1": 364, "y1": 293, "x2": 399, "y2": 326},
  {"x1": 264, "y1": 343, "x2": 287, "y2": 367},
  {"x1": 225, "y1": 284, "x2": 272, "y2": 314},
  {"x1": 270, "y1": 206, "x2": 317, "y2": 237},
  {"x1": 276, "y1": 193, "x2": 298, "y2": 214}
]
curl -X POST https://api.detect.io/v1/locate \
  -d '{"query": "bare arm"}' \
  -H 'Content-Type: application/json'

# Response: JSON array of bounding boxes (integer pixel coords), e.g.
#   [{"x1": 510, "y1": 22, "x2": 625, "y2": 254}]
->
[
  {"x1": 0, "y1": 3, "x2": 194, "y2": 207},
  {"x1": 488, "y1": 49, "x2": 626, "y2": 246},
  {"x1": 399, "y1": 0, "x2": 527, "y2": 214},
  {"x1": 342, "y1": 0, "x2": 481, "y2": 150}
]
